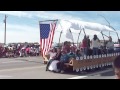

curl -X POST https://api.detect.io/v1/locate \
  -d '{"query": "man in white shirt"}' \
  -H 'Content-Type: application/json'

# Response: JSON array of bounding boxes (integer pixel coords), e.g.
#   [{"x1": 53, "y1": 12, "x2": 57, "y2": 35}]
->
[
  {"x1": 106, "y1": 36, "x2": 114, "y2": 54},
  {"x1": 91, "y1": 35, "x2": 100, "y2": 55}
]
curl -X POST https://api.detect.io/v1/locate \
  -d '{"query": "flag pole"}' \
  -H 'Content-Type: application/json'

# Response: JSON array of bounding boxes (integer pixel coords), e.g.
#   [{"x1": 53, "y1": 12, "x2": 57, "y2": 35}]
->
[
  {"x1": 39, "y1": 21, "x2": 42, "y2": 57},
  {"x1": 39, "y1": 19, "x2": 58, "y2": 23},
  {"x1": 58, "y1": 20, "x2": 64, "y2": 46},
  {"x1": 58, "y1": 31, "x2": 62, "y2": 45},
  {"x1": 39, "y1": 19, "x2": 58, "y2": 58}
]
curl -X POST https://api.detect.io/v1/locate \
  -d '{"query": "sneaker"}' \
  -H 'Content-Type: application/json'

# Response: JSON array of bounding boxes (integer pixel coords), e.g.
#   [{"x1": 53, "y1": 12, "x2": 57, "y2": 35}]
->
[
  {"x1": 60, "y1": 70, "x2": 64, "y2": 74},
  {"x1": 52, "y1": 70, "x2": 56, "y2": 73},
  {"x1": 46, "y1": 68, "x2": 48, "y2": 71},
  {"x1": 56, "y1": 69, "x2": 60, "y2": 73}
]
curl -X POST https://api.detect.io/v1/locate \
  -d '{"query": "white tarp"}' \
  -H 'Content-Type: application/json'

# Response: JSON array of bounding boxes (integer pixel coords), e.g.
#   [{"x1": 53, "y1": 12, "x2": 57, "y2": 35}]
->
[
  {"x1": 58, "y1": 19, "x2": 116, "y2": 33},
  {"x1": 66, "y1": 29, "x2": 74, "y2": 41}
]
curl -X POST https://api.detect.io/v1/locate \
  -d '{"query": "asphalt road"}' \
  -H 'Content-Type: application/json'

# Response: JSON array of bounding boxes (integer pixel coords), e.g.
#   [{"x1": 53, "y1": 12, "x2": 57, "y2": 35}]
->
[{"x1": 0, "y1": 57, "x2": 115, "y2": 79}]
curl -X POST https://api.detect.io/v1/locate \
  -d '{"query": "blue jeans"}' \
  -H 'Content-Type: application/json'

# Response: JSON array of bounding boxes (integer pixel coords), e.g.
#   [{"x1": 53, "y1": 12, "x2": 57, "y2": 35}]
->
[
  {"x1": 83, "y1": 48, "x2": 88, "y2": 56},
  {"x1": 93, "y1": 47, "x2": 98, "y2": 55},
  {"x1": 107, "y1": 48, "x2": 114, "y2": 54}
]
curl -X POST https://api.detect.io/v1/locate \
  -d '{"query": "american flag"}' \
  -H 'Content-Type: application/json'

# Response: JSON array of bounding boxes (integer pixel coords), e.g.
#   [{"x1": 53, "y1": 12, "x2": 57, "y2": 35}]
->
[{"x1": 40, "y1": 21, "x2": 57, "y2": 57}]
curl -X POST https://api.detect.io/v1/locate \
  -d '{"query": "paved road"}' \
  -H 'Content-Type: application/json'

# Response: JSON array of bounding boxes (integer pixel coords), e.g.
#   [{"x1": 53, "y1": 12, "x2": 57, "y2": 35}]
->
[
  {"x1": 0, "y1": 57, "x2": 43, "y2": 70},
  {"x1": 0, "y1": 57, "x2": 115, "y2": 79}
]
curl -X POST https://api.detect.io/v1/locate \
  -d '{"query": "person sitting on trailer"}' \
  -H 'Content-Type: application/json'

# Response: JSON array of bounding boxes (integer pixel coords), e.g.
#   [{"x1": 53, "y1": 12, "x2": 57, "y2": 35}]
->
[
  {"x1": 67, "y1": 46, "x2": 76, "y2": 59},
  {"x1": 75, "y1": 49, "x2": 81, "y2": 60},
  {"x1": 52, "y1": 47, "x2": 62, "y2": 61},
  {"x1": 58, "y1": 45, "x2": 77, "y2": 73},
  {"x1": 46, "y1": 48, "x2": 57, "y2": 71},
  {"x1": 71, "y1": 42, "x2": 77, "y2": 52},
  {"x1": 61, "y1": 41, "x2": 71, "y2": 53},
  {"x1": 57, "y1": 50, "x2": 70, "y2": 73},
  {"x1": 48, "y1": 47, "x2": 62, "y2": 72}
]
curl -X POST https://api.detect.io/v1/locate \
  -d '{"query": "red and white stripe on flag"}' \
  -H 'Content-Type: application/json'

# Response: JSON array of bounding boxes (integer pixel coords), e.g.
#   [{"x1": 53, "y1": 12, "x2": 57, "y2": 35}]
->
[{"x1": 40, "y1": 22, "x2": 57, "y2": 57}]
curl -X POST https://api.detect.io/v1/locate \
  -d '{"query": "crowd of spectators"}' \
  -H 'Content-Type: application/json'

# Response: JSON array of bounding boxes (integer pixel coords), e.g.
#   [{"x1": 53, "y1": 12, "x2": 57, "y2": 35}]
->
[{"x1": 0, "y1": 42, "x2": 40, "y2": 58}]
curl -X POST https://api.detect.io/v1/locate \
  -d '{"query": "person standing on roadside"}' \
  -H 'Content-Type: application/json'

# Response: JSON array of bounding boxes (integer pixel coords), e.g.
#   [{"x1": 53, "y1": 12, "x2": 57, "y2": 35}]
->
[{"x1": 113, "y1": 55, "x2": 120, "y2": 79}]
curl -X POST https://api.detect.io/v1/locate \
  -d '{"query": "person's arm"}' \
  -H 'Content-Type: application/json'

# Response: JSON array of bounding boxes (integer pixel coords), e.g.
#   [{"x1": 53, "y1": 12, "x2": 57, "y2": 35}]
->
[
  {"x1": 98, "y1": 39, "x2": 100, "y2": 42},
  {"x1": 52, "y1": 53, "x2": 57, "y2": 60},
  {"x1": 111, "y1": 42, "x2": 114, "y2": 48}
]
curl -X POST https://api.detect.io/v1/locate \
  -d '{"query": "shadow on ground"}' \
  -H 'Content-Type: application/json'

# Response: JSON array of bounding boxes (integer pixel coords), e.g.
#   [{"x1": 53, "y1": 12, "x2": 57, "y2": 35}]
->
[
  {"x1": 100, "y1": 70, "x2": 114, "y2": 76},
  {"x1": 58, "y1": 66, "x2": 114, "y2": 77},
  {"x1": 15, "y1": 58, "x2": 44, "y2": 64}
]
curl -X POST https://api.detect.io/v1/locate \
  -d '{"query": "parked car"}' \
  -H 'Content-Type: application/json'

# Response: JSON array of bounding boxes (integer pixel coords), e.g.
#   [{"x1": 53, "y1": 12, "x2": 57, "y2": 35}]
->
[{"x1": 114, "y1": 44, "x2": 120, "y2": 52}]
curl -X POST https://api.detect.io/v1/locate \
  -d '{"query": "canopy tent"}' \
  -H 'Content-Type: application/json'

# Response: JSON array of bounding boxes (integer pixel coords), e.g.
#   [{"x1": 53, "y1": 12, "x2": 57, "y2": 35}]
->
[
  {"x1": 56, "y1": 20, "x2": 100, "y2": 37},
  {"x1": 55, "y1": 19, "x2": 119, "y2": 44},
  {"x1": 58, "y1": 19, "x2": 116, "y2": 33},
  {"x1": 40, "y1": 19, "x2": 119, "y2": 44}
]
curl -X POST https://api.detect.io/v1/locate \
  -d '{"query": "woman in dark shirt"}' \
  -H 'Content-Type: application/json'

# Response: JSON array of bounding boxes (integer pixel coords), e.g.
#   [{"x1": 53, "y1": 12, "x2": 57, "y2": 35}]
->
[{"x1": 53, "y1": 47, "x2": 61, "y2": 60}]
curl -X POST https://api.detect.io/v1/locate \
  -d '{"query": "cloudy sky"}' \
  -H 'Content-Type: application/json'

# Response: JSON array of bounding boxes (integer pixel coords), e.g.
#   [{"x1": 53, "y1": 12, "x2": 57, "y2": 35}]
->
[{"x1": 0, "y1": 11, "x2": 120, "y2": 44}]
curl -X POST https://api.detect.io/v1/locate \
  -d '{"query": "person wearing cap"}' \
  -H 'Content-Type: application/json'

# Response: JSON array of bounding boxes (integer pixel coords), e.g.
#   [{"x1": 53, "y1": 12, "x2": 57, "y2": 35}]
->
[{"x1": 113, "y1": 55, "x2": 120, "y2": 79}]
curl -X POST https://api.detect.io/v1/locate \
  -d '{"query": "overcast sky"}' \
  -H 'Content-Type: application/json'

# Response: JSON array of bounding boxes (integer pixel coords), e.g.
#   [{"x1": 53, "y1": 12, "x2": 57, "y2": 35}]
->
[{"x1": 0, "y1": 11, "x2": 120, "y2": 44}]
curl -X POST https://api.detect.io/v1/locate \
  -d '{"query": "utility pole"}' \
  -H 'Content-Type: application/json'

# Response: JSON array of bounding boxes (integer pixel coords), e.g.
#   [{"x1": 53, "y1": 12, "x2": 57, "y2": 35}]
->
[{"x1": 4, "y1": 15, "x2": 8, "y2": 45}]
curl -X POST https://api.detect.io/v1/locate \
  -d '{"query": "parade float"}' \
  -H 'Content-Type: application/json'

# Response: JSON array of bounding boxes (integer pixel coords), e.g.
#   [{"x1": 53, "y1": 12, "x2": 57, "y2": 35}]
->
[{"x1": 40, "y1": 19, "x2": 120, "y2": 72}]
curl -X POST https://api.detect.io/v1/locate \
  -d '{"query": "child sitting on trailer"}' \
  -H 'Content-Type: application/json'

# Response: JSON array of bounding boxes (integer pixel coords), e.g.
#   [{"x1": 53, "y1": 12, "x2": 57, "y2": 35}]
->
[
  {"x1": 46, "y1": 48, "x2": 57, "y2": 71},
  {"x1": 57, "y1": 46, "x2": 76, "y2": 73},
  {"x1": 48, "y1": 47, "x2": 62, "y2": 72}
]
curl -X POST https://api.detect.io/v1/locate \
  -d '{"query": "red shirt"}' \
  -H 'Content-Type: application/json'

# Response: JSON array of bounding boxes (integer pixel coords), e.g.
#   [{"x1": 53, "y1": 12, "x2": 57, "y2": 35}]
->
[
  {"x1": 82, "y1": 39, "x2": 87, "y2": 48},
  {"x1": 26, "y1": 47, "x2": 30, "y2": 52}
]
